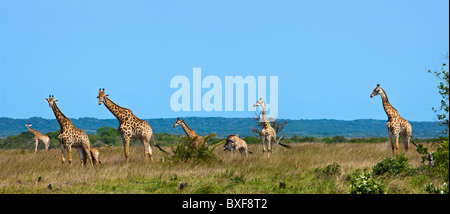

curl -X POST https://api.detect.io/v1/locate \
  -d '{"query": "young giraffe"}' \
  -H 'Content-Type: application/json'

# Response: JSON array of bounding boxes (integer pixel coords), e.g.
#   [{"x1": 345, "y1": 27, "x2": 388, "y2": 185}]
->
[
  {"x1": 224, "y1": 134, "x2": 250, "y2": 157},
  {"x1": 97, "y1": 89, "x2": 165, "y2": 164},
  {"x1": 371, "y1": 84, "x2": 412, "y2": 155},
  {"x1": 45, "y1": 95, "x2": 94, "y2": 166},
  {"x1": 173, "y1": 118, "x2": 204, "y2": 150},
  {"x1": 25, "y1": 123, "x2": 50, "y2": 153},
  {"x1": 253, "y1": 98, "x2": 277, "y2": 157}
]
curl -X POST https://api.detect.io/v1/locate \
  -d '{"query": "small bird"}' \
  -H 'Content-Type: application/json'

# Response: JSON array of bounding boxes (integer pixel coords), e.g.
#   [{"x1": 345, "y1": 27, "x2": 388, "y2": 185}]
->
[{"x1": 47, "y1": 184, "x2": 52, "y2": 191}]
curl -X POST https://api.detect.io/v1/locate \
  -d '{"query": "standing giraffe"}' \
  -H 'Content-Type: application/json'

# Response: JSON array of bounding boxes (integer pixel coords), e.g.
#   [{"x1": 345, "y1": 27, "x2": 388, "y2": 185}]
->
[
  {"x1": 97, "y1": 88, "x2": 166, "y2": 164},
  {"x1": 25, "y1": 123, "x2": 50, "y2": 153},
  {"x1": 173, "y1": 118, "x2": 204, "y2": 150},
  {"x1": 370, "y1": 84, "x2": 412, "y2": 155},
  {"x1": 45, "y1": 95, "x2": 94, "y2": 166},
  {"x1": 253, "y1": 98, "x2": 277, "y2": 157}
]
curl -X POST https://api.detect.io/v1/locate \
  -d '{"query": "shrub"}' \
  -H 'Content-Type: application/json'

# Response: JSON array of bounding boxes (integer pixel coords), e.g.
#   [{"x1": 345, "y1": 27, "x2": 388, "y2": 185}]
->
[
  {"x1": 169, "y1": 134, "x2": 222, "y2": 164},
  {"x1": 348, "y1": 172, "x2": 384, "y2": 194},
  {"x1": 433, "y1": 140, "x2": 449, "y2": 181},
  {"x1": 372, "y1": 154, "x2": 410, "y2": 176},
  {"x1": 315, "y1": 162, "x2": 341, "y2": 177},
  {"x1": 424, "y1": 182, "x2": 449, "y2": 194}
]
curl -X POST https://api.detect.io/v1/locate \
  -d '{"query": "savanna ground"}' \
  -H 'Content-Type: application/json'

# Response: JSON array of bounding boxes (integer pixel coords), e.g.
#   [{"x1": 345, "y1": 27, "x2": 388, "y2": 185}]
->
[{"x1": 0, "y1": 141, "x2": 444, "y2": 194}]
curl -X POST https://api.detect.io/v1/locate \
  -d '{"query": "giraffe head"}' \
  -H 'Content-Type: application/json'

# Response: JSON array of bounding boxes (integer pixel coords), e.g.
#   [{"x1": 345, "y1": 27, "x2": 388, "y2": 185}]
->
[
  {"x1": 173, "y1": 118, "x2": 183, "y2": 128},
  {"x1": 44, "y1": 95, "x2": 58, "y2": 107},
  {"x1": 97, "y1": 88, "x2": 109, "y2": 105},
  {"x1": 253, "y1": 98, "x2": 266, "y2": 110},
  {"x1": 370, "y1": 84, "x2": 384, "y2": 98},
  {"x1": 25, "y1": 123, "x2": 32, "y2": 128}
]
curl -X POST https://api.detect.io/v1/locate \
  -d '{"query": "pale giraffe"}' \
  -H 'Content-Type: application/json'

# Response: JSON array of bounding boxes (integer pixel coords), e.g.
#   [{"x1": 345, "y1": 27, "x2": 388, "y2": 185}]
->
[
  {"x1": 224, "y1": 134, "x2": 250, "y2": 157},
  {"x1": 173, "y1": 118, "x2": 204, "y2": 150},
  {"x1": 25, "y1": 123, "x2": 50, "y2": 153},
  {"x1": 87, "y1": 148, "x2": 101, "y2": 165},
  {"x1": 253, "y1": 98, "x2": 277, "y2": 157},
  {"x1": 97, "y1": 89, "x2": 167, "y2": 164},
  {"x1": 371, "y1": 84, "x2": 412, "y2": 155},
  {"x1": 45, "y1": 95, "x2": 94, "y2": 166}
]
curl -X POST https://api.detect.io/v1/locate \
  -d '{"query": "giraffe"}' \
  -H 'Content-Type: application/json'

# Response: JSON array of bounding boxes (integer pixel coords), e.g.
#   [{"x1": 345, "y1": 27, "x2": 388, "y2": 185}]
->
[
  {"x1": 45, "y1": 95, "x2": 94, "y2": 166},
  {"x1": 87, "y1": 148, "x2": 101, "y2": 165},
  {"x1": 25, "y1": 123, "x2": 50, "y2": 153},
  {"x1": 370, "y1": 84, "x2": 412, "y2": 155},
  {"x1": 224, "y1": 134, "x2": 250, "y2": 157},
  {"x1": 253, "y1": 98, "x2": 277, "y2": 157},
  {"x1": 97, "y1": 88, "x2": 166, "y2": 164},
  {"x1": 173, "y1": 118, "x2": 204, "y2": 150}
]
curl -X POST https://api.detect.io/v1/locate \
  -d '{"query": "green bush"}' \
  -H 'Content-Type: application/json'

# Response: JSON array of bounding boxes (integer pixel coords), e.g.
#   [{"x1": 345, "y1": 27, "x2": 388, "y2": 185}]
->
[
  {"x1": 169, "y1": 134, "x2": 222, "y2": 164},
  {"x1": 348, "y1": 172, "x2": 385, "y2": 194},
  {"x1": 434, "y1": 140, "x2": 449, "y2": 181},
  {"x1": 424, "y1": 182, "x2": 448, "y2": 194},
  {"x1": 315, "y1": 162, "x2": 341, "y2": 177},
  {"x1": 372, "y1": 154, "x2": 411, "y2": 176}
]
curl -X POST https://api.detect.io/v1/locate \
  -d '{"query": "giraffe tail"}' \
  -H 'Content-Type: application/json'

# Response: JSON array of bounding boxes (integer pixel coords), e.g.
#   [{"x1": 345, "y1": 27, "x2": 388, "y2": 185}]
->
[
  {"x1": 151, "y1": 134, "x2": 170, "y2": 155},
  {"x1": 410, "y1": 136, "x2": 419, "y2": 147},
  {"x1": 276, "y1": 135, "x2": 292, "y2": 149}
]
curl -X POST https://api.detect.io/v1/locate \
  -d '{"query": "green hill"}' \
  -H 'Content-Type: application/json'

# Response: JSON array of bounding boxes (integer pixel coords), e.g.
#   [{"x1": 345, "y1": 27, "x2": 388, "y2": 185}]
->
[{"x1": 0, "y1": 117, "x2": 444, "y2": 139}]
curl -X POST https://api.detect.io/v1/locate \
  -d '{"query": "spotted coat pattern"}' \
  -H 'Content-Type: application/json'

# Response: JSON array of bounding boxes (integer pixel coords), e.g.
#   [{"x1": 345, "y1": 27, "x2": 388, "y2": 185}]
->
[
  {"x1": 225, "y1": 135, "x2": 249, "y2": 157},
  {"x1": 45, "y1": 95, "x2": 94, "y2": 166},
  {"x1": 97, "y1": 89, "x2": 153, "y2": 164},
  {"x1": 371, "y1": 84, "x2": 412, "y2": 155}
]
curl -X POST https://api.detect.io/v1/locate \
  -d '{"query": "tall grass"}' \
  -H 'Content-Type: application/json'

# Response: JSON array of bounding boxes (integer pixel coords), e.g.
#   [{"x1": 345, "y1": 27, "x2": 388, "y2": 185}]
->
[{"x1": 0, "y1": 142, "x2": 438, "y2": 194}]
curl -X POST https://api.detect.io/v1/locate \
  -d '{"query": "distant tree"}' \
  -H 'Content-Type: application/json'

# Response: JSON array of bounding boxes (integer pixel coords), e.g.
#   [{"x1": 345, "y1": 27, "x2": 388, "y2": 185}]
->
[
  {"x1": 428, "y1": 54, "x2": 449, "y2": 134},
  {"x1": 96, "y1": 126, "x2": 121, "y2": 145}
]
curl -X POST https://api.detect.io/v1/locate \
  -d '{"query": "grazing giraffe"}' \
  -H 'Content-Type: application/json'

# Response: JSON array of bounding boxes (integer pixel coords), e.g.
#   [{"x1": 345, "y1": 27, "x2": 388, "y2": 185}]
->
[
  {"x1": 25, "y1": 123, "x2": 50, "y2": 153},
  {"x1": 224, "y1": 135, "x2": 250, "y2": 157},
  {"x1": 370, "y1": 84, "x2": 412, "y2": 155},
  {"x1": 97, "y1": 88, "x2": 166, "y2": 164},
  {"x1": 173, "y1": 118, "x2": 204, "y2": 149},
  {"x1": 88, "y1": 148, "x2": 101, "y2": 165},
  {"x1": 45, "y1": 95, "x2": 94, "y2": 166},
  {"x1": 253, "y1": 98, "x2": 277, "y2": 157}
]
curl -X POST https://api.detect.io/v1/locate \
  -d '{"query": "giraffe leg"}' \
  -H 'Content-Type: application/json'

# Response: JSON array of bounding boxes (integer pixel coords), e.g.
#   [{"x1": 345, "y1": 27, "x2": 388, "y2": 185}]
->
[
  {"x1": 265, "y1": 136, "x2": 271, "y2": 158},
  {"x1": 60, "y1": 144, "x2": 66, "y2": 165},
  {"x1": 83, "y1": 144, "x2": 93, "y2": 167},
  {"x1": 35, "y1": 139, "x2": 39, "y2": 154},
  {"x1": 67, "y1": 145, "x2": 73, "y2": 166},
  {"x1": 387, "y1": 128, "x2": 395, "y2": 155},
  {"x1": 260, "y1": 135, "x2": 266, "y2": 153},
  {"x1": 77, "y1": 147, "x2": 86, "y2": 166},
  {"x1": 122, "y1": 135, "x2": 130, "y2": 165},
  {"x1": 143, "y1": 140, "x2": 153, "y2": 162},
  {"x1": 403, "y1": 133, "x2": 411, "y2": 153},
  {"x1": 394, "y1": 134, "x2": 399, "y2": 155}
]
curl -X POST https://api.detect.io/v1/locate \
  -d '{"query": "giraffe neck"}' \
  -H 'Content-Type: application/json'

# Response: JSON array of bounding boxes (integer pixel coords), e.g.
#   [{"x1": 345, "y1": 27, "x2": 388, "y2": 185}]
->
[
  {"x1": 181, "y1": 121, "x2": 197, "y2": 138},
  {"x1": 103, "y1": 96, "x2": 132, "y2": 122},
  {"x1": 27, "y1": 126, "x2": 41, "y2": 136},
  {"x1": 380, "y1": 90, "x2": 399, "y2": 119},
  {"x1": 51, "y1": 103, "x2": 73, "y2": 132},
  {"x1": 261, "y1": 110, "x2": 271, "y2": 128}
]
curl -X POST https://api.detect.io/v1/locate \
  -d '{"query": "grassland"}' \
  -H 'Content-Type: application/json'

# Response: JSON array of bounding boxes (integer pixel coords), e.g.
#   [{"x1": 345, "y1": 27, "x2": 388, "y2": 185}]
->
[{"x1": 0, "y1": 142, "x2": 442, "y2": 194}]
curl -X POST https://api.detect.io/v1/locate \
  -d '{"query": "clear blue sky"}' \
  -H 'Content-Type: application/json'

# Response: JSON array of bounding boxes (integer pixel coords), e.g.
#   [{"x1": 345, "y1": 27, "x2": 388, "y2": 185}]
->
[{"x1": 0, "y1": 0, "x2": 448, "y2": 121}]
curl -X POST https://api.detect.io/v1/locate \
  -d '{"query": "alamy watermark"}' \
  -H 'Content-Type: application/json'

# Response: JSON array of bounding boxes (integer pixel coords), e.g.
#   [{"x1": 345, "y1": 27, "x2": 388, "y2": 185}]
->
[{"x1": 170, "y1": 68, "x2": 278, "y2": 121}]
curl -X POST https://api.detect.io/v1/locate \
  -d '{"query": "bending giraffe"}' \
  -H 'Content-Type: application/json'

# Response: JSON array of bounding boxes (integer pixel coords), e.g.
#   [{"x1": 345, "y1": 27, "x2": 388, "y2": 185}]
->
[
  {"x1": 45, "y1": 95, "x2": 94, "y2": 166},
  {"x1": 97, "y1": 88, "x2": 167, "y2": 164},
  {"x1": 25, "y1": 123, "x2": 50, "y2": 153},
  {"x1": 173, "y1": 118, "x2": 204, "y2": 150},
  {"x1": 370, "y1": 84, "x2": 412, "y2": 155}
]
